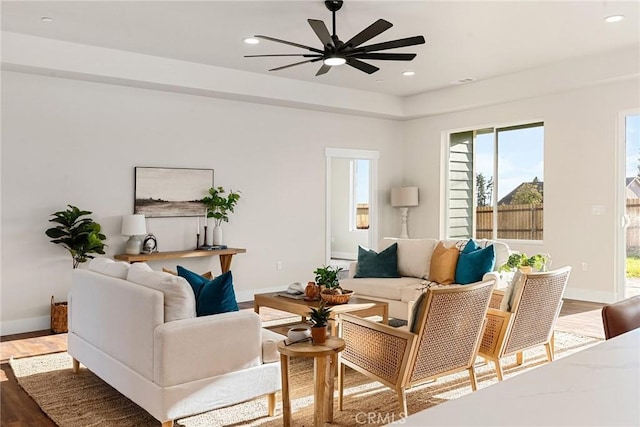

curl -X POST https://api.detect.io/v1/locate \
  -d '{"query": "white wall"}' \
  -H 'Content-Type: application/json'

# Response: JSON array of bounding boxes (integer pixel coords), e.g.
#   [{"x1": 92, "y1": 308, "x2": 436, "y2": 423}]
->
[
  {"x1": 404, "y1": 77, "x2": 640, "y2": 303},
  {"x1": 0, "y1": 70, "x2": 403, "y2": 334}
]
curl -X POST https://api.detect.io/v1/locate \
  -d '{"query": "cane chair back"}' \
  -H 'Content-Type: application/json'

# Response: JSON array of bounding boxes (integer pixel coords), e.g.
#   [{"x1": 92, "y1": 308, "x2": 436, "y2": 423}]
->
[
  {"x1": 338, "y1": 280, "x2": 495, "y2": 416},
  {"x1": 479, "y1": 266, "x2": 571, "y2": 380}
]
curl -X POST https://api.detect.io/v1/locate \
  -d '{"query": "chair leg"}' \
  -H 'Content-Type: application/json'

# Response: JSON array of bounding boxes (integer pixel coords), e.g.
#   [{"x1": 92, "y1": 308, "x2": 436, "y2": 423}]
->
[
  {"x1": 397, "y1": 387, "x2": 408, "y2": 417},
  {"x1": 516, "y1": 352, "x2": 524, "y2": 366},
  {"x1": 161, "y1": 421, "x2": 173, "y2": 427},
  {"x1": 494, "y1": 359, "x2": 504, "y2": 381},
  {"x1": 72, "y1": 358, "x2": 80, "y2": 373},
  {"x1": 338, "y1": 362, "x2": 345, "y2": 411},
  {"x1": 467, "y1": 366, "x2": 478, "y2": 391},
  {"x1": 267, "y1": 392, "x2": 276, "y2": 417},
  {"x1": 544, "y1": 342, "x2": 554, "y2": 362}
]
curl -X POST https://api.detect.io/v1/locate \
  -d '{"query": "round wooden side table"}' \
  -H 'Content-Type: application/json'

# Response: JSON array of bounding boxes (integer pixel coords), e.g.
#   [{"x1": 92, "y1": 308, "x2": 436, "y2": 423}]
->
[{"x1": 277, "y1": 337, "x2": 346, "y2": 427}]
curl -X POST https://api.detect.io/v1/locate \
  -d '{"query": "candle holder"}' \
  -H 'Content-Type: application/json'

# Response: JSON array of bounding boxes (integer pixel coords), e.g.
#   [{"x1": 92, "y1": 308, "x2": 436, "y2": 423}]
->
[
  {"x1": 196, "y1": 233, "x2": 200, "y2": 249},
  {"x1": 199, "y1": 225, "x2": 214, "y2": 250}
]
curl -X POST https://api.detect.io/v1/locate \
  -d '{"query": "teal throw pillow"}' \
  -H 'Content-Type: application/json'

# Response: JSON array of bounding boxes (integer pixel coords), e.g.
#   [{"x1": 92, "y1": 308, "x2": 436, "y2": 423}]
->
[
  {"x1": 177, "y1": 265, "x2": 208, "y2": 300},
  {"x1": 354, "y1": 243, "x2": 401, "y2": 278},
  {"x1": 455, "y1": 240, "x2": 496, "y2": 285},
  {"x1": 178, "y1": 267, "x2": 239, "y2": 316}
]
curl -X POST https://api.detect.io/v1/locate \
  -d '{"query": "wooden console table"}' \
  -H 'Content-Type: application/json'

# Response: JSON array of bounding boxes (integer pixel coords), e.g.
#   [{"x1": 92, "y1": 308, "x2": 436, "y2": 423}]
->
[{"x1": 114, "y1": 248, "x2": 246, "y2": 273}]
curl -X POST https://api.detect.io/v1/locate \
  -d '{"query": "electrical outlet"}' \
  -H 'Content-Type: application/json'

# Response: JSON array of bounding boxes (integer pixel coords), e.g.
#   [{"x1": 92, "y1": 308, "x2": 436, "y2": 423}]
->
[{"x1": 276, "y1": 261, "x2": 283, "y2": 271}]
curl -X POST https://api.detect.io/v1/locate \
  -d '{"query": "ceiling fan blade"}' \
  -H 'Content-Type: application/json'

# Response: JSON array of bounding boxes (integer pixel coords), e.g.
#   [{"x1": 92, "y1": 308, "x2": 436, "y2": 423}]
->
[
  {"x1": 308, "y1": 19, "x2": 335, "y2": 49},
  {"x1": 340, "y1": 19, "x2": 393, "y2": 51},
  {"x1": 255, "y1": 35, "x2": 324, "y2": 54},
  {"x1": 316, "y1": 64, "x2": 331, "y2": 76},
  {"x1": 245, "y1": 54, "x2": 323, "y2": 58},
  {"x1": 353, "y1": 35, "x2": 426, "y2": 54},
  {"x1": 347, "y1": 52, "x2": 417, "y2": 61},
  {"x1": 346, "y1": 58, "x2": 379, "y2": 74},
  {"x1": 269, "y1": 58, "x2": 322, "y2": 72}
]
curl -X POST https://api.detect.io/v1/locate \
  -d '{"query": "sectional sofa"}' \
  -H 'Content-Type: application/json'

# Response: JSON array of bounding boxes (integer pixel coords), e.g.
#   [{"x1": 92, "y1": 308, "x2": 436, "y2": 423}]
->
[{"x1": 339, "y1": 238, "x2": 510, "y2": 320}]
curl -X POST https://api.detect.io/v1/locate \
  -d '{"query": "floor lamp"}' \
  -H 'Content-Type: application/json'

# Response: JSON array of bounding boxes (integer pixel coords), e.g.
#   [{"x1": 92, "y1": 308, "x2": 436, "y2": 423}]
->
[{"x1": 391, "y1": 186, "x2": 419, "y2": 238}]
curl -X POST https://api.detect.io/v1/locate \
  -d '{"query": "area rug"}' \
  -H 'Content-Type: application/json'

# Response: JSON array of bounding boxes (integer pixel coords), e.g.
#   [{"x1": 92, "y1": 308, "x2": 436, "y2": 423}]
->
[{"x1": 10, "y1": 331, "x2": 600, "y2": 427}]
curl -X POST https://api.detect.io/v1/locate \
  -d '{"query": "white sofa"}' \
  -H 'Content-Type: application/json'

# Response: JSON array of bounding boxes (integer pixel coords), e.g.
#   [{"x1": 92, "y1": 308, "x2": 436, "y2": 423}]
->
[
  {"x1": 339, "y1": 238, "x2": 510, "y2": 321},
  {"x1": 68, "y1": 259, "x2": 283, "y2": 427}
]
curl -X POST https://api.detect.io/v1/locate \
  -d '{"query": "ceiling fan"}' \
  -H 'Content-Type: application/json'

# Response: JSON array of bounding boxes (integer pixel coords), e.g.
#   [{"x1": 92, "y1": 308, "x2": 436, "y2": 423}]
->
[{"x1": 245, "y1": 0, "x2": 425, "y2": 76}]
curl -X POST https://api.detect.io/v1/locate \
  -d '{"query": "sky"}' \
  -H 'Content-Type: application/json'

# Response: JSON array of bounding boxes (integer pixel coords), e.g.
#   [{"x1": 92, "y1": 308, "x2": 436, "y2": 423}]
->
[
  {"x1": 625, "y1": 114, "x2": 640, "y2": 178},
  {"x1": 475, "y1": 125, "x2": 544, "y2": 201}
]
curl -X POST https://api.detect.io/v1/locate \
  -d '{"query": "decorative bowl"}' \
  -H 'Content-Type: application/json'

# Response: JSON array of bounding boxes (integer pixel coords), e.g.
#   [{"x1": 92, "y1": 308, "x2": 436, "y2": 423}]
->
[{"x1": 320, "y1": 290, "x2": 354, "y2": 305}]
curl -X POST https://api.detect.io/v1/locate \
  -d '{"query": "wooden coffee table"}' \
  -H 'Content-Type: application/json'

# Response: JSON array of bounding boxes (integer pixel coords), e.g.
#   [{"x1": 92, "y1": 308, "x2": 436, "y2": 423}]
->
[{"x1": 254, "y1": 292, "x2": 389, "y2": 336}]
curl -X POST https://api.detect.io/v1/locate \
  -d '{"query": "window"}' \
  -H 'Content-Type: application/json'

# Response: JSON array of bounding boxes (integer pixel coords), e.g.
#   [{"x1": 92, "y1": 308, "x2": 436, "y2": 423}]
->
[
  {"x1": 447, "y1": 122, "x2": 544, "y2": 241},
  {"x1": 351, "y1": 159, "x2": 370, "y2": 230}
]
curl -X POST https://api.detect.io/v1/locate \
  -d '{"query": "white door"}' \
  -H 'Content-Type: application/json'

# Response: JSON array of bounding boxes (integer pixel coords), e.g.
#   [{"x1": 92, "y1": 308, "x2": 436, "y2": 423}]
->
[{"x1": 619, "y1": 112, "x2": 640, "y2": 299}]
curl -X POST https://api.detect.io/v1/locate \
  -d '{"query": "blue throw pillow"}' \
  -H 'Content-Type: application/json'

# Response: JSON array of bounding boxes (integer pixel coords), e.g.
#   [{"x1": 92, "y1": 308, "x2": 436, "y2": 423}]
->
[
  {"x1": 354, "y1": 243, "x2": 401, "y2": 278},
  {"x1": 455, "y1": 240, "x2": 496, "y2": 285},
  {"x1": 178, "y1": 267, "x2": 239, "y2": 316},
  {"x1": 177, "y1": 265, "x2": 208, "y2": 300}
]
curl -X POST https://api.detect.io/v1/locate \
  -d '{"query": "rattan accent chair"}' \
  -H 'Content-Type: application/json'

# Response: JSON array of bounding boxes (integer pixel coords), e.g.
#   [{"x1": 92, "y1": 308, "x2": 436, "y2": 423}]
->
[
  {"x1": 478, "y1": 266, "x2": 571, "y2": 381},
  {"x1": 337, "y1": 280, "x2": 495, "y2": 416}
]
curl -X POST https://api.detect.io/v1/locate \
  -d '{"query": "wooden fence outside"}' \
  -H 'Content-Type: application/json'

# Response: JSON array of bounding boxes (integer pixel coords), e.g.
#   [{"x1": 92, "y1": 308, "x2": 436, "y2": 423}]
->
[{"x1": 476, "y1": 204, "x2": 543, "y2": 240}]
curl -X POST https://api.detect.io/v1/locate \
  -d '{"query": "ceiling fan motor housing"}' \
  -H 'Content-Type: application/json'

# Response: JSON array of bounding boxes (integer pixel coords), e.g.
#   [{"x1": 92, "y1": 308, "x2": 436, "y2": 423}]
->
[{"x1": 325, "y1": 1, "x2": 343, "y2": 12}]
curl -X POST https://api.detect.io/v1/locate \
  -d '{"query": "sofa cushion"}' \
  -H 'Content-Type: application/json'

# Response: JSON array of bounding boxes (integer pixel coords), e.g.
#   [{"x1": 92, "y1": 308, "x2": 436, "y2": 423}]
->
[
  {"x1": 340, "y1": 277, "x2": 423, "y2": 301},
  {"x1": 500, "y1": 270, "x2": 524, "y2": 312},
  {"x1": 354, "y1": 243, "x2": 401, "y2": 278},
  {"x1": 455, "y1": 240, "x2": 496, "y2": 285},
  {"x1": 88, "y1": 257, "x2": 130, "y2": 279},
  {"x1": 429, "y1": 242, "x2": 460, "y2": 285},
  {"x1": 378, "y1": 238, "x2": 437, "y2": 279},
  {"x1": 196, "y1": 271, "x2": 239, "y2": 316},
  {"x1": 127, "y1": 263, "x2": 196, "y2": 322}
]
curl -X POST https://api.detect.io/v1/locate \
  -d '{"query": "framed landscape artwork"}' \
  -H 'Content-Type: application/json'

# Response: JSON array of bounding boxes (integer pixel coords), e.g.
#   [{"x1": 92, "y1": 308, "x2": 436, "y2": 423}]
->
[{"x1": 134, "y1": 167, "x2": 213, "y2": 217}]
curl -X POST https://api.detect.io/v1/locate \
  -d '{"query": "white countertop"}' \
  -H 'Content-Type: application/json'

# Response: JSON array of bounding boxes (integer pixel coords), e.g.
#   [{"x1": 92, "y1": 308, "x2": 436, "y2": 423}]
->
[{"x1": 391, "y1": 328, "x2": 640, "y2": 426}]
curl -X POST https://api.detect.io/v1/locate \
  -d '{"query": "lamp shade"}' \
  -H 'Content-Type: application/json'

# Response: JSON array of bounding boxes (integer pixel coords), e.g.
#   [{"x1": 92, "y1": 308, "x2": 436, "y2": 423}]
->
[
  {"x1": 121, "y1": 214, "x2": 147, "y2": 236},
  {"x1": 391, "y1": 187, "x2": 419, "y2": 207}
]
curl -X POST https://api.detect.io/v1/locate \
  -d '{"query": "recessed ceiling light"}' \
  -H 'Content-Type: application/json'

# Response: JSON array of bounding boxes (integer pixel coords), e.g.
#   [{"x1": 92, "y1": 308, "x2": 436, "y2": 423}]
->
[
  {"x1": 604, "y1": 15, "x2": 624, "y2": 23},
  {"x1": 243, "y1": 37, "x2": 260, "y2": 45},
  {"x1": 41, "y1": 17, "x2": 54, "y2": 23},
  {"x1": 451, "y1": 77, "x2": 477, "y2": 85},
  {"x1": 402, "y1": 71, "x2": 415, "y2": 77}
]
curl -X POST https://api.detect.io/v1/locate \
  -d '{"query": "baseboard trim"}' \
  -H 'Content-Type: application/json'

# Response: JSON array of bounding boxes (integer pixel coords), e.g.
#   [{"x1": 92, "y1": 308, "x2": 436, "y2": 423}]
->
[
  {"x1": 564, "y1": 288, "x2": 616, "y2": 304},
  {"x1": 1, "y1": 315, "x2": 50, "y2": 336}
]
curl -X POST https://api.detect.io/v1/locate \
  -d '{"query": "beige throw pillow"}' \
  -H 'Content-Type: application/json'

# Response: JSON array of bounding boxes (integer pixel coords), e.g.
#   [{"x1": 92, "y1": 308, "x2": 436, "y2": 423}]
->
[{"x1": 429, "y1": 242, "x2": 460, "y2": 285}]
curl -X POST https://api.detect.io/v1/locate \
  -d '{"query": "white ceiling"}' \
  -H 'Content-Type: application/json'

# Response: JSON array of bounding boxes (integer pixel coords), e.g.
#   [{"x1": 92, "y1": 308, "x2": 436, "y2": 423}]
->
[{"x1": 2, "y1": 0, "x2": 639, "y2": 97}]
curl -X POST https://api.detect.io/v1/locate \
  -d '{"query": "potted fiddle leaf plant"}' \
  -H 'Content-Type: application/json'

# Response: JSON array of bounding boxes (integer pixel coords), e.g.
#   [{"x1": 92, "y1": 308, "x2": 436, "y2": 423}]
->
[
  {"x1": 307, "y1": 300, "x2": 332, "y2": 344},
  {"x1": 201, "y1": 186, "x2": 241, "y2": 246},
  {"x1": 45, "y1": 205, "x2": 107, "y2": 333}
]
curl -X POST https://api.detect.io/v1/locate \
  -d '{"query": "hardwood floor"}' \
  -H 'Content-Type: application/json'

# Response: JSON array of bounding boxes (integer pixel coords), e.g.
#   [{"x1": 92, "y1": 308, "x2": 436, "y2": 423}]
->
[{"x1": 0, "y1": 299, "x2": 605, "y2": 426}]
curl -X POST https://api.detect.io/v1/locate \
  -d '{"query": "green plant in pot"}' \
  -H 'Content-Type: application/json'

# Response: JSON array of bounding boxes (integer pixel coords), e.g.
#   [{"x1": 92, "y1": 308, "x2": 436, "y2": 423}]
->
[
  {"x1": 307, "y1": 300, "x2": 332, "y2": 344},
  {"x1": 313, "y1": 265, "x2": 345, "y2": 295},
  {"x1": 45, "y1": 205, "x2": 107, "y2": 334},
  {"x1": 45, "y1": 205, "x2": 107, "y2": 269},
  {"x1": 201, "y1": 186, "x2": 241, "y2": 245},
  {"x1": 498, "y1": 252, "x2": 549, "y2": 273}
]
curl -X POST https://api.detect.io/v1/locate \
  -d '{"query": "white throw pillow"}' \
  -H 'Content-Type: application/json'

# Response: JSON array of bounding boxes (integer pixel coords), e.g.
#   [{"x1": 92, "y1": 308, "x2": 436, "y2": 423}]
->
[
  {"x1": 499, "y1": 270, "x2": 524, "y2": 312},
  {"x1": 88, "y1": 257, "x2": 130, "y2": 279},
  {"x1": 127, "y1": 263, "x2": 196, "y2": 322},
  {"x1": 378, "y1": 238, "x2": 437, "y2": 279}
]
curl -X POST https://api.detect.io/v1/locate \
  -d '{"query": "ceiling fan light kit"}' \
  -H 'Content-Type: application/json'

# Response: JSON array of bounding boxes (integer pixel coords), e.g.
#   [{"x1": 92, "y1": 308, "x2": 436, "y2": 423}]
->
[{"x1": 245, "y1": 0, "x2": 425, "y2": 76}]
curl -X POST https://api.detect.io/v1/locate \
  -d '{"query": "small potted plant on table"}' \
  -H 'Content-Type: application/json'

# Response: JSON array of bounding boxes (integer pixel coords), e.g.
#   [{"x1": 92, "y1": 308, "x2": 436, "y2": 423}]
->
[
  {"x1": 308, "y1": 300, "x2": 332, "y2": 344},
  {"x1": 313, "y1": 265, "x2": 353, "y2": 304},
  {"x1": 499, "y1": 252, "x2": 550, "y2": 274}
]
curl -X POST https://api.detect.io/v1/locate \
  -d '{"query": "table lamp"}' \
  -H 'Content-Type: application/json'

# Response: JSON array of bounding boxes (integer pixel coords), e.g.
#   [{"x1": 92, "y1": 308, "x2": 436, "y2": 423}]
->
[
  {"x1": 122, "y1": 214, "x2": 147, "y2": 255},
  {"x1": 391, "y1": 186, "x2": 419, "y2": 238}
]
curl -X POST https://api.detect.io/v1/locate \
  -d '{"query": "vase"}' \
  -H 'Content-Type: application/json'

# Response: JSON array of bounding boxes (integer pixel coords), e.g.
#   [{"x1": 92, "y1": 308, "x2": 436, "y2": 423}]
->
[
  {"x1": 305, "y1": 282, "x2": 320, "y2": 300},
  {"x1": 519, "y1": 266, "x2": 533, "y2": 274},
  {"x1": 311, "y1": 326, "x2": 328, "y2": 344},
  {"x1": 213, "y1": 225, "x2": 223, "y2": 245}
]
